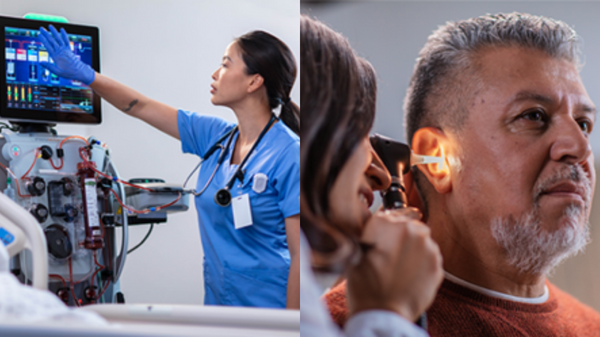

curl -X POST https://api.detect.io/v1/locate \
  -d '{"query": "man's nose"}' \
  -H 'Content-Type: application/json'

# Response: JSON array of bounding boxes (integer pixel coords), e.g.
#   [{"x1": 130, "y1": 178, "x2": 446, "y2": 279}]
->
[
  {"x1": 549, "y1": 117, "x2": 592, "y2": 165},
  {"x1": 366, "y1": 148, "x2": 392, "y2": 191}
]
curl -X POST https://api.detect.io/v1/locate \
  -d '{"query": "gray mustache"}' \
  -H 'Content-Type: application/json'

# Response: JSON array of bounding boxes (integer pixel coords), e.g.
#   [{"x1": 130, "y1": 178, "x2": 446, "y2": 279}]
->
[{"x1": 533, "y1": 165, "x2": 592, "y2": 204}]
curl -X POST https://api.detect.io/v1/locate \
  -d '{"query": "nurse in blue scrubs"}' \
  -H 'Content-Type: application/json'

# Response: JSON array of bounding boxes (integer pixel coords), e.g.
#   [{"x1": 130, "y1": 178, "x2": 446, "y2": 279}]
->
[{"x1": 38, "y1": 25, "x2": 300, "y2": 309}]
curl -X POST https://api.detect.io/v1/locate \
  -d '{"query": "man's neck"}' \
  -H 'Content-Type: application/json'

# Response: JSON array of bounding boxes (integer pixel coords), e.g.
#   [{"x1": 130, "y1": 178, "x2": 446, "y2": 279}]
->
[{"x1": 430, "y1": 218, "x2": 547, "y2": 298}]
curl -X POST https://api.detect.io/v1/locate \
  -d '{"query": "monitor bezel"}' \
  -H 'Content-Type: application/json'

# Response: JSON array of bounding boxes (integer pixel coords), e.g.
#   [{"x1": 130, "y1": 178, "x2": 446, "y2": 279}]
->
[{"x1": 1, "y1": 15, "x2": 101, "y2": 125}]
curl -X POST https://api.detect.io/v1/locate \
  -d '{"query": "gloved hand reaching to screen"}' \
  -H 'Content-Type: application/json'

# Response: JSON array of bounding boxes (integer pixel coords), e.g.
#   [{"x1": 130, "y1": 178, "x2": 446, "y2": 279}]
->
[{"x1": 37, "y1": 25, "x2": 95, "y2": 85}]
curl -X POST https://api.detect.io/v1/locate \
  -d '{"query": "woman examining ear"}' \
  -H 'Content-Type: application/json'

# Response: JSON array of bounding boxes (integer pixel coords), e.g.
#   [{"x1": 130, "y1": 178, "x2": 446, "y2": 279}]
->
[
  {"x1": 38, "y1": 26, "x2": 300, "y2": 309},
  {"x1": 300, "y1": 15, "x2": 443, "y2": 336}
]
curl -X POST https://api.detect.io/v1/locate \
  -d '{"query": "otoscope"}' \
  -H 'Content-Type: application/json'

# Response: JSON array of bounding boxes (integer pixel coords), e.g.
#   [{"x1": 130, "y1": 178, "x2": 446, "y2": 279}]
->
[
  {"x1": 369, "y1": 133, "x2": 444, "y2": 331},
  {"x1": 370, "y1": 134, "x2": 411, "y2": 209}
]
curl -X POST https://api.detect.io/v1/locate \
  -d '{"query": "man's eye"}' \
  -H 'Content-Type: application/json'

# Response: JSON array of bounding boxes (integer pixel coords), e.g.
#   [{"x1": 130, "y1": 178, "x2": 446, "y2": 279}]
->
[
  {"x1": 521, "y1": 109, "x2": 546, "y2": 122},
  {"x1": 578, "y1": 119, "x2": 593, "y2": 134}
]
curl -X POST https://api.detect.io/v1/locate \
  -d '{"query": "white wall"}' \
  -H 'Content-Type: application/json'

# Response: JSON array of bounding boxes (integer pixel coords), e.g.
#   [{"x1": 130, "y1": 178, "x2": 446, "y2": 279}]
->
[
  {"x1": 301, "y1": 1, "x2": 600, "y2": 311},
  {"x1": 1, "y1": 0, "x2": 299, "y2": 304}
]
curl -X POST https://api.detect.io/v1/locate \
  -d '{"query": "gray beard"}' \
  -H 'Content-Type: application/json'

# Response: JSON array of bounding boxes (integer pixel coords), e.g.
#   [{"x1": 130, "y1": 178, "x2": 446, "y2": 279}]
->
[
  {"x1": 490, "y1": 165, "x2": 592, "y2": 276},
  {"x1": 491, "y1": 205, "x2": 590, "y2": 276}
]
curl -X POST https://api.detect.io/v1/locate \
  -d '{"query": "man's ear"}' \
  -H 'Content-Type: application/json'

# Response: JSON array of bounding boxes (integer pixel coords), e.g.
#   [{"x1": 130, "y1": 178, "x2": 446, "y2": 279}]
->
[
  {"x1": 247, "y1": 74, "x2": 264, "y2": 94},
  {"x1": 412, "y1": 127, "x2": 452, "y2": 194}
]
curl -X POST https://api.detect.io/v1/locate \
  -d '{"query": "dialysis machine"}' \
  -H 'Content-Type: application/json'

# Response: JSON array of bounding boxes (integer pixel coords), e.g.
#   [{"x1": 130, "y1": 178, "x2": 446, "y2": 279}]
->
[{"x1": 0, "y1": 15, "x2": 188, "y2": 306}]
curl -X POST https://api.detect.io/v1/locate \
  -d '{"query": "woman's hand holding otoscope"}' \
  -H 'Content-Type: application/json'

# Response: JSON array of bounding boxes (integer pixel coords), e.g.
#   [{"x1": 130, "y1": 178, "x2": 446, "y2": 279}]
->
[{"x1": 346, "y1": 134, "x2": 444, "y2": 329}]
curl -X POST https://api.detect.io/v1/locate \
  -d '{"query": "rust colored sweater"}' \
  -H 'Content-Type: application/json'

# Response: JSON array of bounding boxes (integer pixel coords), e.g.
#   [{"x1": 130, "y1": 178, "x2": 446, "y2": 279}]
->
[{"x1": 324, "y1": 279, "x2": 600, "y2": 336}]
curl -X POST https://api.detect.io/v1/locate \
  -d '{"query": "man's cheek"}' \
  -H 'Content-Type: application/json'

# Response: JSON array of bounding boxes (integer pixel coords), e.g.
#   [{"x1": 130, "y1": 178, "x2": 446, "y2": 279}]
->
[
  {"x1": 591, "y1": 158, "x2": 596, "y2": 198},
  {"x1": 586, "y1": 154, "x2": 595, "y2": 206}
]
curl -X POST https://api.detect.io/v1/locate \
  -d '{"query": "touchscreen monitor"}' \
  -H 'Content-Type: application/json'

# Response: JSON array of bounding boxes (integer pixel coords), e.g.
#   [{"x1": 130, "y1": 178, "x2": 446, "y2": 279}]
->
[{"x1": 1, "y1": 15, "x2": 100, "y2": 125}]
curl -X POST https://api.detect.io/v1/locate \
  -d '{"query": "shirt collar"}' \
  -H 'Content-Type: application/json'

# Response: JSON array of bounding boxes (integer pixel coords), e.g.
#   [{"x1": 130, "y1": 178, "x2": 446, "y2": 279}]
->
[{"x1": 444, "y1": 271, "x2": 549, "y2": 304}]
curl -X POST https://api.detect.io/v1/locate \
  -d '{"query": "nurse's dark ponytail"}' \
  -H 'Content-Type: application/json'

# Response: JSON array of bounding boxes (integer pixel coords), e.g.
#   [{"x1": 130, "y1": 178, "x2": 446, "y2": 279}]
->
[{"x1": 236, "y1": 31, "x2": 299, "y2": 135}]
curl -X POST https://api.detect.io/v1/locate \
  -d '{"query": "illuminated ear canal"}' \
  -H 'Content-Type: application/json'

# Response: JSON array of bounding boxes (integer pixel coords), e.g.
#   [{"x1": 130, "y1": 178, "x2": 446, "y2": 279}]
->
[{"x1": 412, "y1": 127, "x2": 451, "y2": 194}]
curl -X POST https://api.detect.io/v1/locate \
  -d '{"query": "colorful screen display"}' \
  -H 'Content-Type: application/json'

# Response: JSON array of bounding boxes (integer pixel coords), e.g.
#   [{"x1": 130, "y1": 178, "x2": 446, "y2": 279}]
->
[{"x1": 5, "y1": 27, "x2": 94, "y2": 114}]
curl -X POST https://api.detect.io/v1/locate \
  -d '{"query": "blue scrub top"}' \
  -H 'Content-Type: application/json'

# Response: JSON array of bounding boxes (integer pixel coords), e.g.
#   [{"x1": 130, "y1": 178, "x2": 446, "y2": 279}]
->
[{"x1": 178, "y1": 110, "x2": 300, "y2": 308}]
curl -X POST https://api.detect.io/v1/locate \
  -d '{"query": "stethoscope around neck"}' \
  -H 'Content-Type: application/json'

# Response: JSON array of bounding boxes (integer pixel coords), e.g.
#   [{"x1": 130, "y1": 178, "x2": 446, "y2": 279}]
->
[{"x1": 183, "y1": 114, "x2": 277, "y2": 207}]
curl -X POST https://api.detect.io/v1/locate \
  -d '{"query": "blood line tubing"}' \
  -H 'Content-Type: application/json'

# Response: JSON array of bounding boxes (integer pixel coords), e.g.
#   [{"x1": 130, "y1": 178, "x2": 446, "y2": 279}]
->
[{"x1": 77, "y1": 161, "x2": 103, "y2": 250}]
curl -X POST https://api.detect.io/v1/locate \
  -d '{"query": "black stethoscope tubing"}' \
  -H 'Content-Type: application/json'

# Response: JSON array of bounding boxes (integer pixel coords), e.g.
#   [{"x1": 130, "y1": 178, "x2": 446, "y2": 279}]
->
[{"x1": 183, "y1": 114, "x2": 277, "y2": 206}]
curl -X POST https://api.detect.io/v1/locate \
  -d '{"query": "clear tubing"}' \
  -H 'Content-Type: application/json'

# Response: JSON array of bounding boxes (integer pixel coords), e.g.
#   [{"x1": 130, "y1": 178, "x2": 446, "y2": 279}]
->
[{"x1": 106, "y1": 160, "x2": 128, "y2": 282}]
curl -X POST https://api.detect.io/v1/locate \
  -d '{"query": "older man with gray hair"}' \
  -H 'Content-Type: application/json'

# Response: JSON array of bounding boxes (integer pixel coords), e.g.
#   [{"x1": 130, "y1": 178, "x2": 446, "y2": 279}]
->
[{"x1": 324, "y1": 12, "x2": 600, "y2": 335}]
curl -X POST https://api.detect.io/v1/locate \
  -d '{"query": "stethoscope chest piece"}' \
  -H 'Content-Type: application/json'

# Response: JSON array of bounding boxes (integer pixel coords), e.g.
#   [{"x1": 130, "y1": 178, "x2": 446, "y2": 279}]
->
[{"x1": 214, "y1": 188, "x2": 232, "y2": 207}]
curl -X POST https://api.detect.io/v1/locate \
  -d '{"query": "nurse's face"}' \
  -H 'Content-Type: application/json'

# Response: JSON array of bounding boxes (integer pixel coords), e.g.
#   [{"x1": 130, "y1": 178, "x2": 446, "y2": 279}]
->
[
  {"x1": 210, "y1": 42, "x2": 254, "y2": 107},
  {"x1": 328, "y1": 137, "x2": 391, "y2": 235}
]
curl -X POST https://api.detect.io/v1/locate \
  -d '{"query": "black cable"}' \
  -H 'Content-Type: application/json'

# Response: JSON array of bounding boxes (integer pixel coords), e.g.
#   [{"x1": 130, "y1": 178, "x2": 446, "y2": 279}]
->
[
  {"x1": 127, "y1": 223, "x2": 154, "y2": 254},
  {"x1": 0, "y1": 122, "x2": 19, "y2": 132},
  {"x1": 416, "y1": 313, "x2": 427, "y2": 331}
]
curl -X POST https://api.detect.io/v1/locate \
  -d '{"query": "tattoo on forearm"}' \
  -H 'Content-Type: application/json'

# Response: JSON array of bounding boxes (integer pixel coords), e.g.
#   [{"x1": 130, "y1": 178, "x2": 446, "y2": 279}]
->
[{"x1": 123, "y1": 99, "x2": 139, "y2": 112}]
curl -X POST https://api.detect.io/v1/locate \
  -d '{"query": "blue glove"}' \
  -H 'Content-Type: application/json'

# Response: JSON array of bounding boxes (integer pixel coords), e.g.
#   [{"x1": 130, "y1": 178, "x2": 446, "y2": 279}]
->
[{"x1": 38, "y1": 25, "x2": 95, "y2": 85}]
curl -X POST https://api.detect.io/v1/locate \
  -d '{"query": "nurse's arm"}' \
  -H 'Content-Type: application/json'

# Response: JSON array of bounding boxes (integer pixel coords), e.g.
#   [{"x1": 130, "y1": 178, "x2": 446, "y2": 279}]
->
[
  {"x1": 285, "y1": 215, "x2": 300, "y2": 309},
  {"x1": 90, "y1": 73, "x2": 180, "y2": 139}
]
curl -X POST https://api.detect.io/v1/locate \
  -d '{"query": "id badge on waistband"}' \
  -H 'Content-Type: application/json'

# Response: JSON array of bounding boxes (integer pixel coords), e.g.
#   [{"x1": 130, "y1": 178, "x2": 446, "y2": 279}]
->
[{"x1": 232, "y1": 193, "x2": 253, "y2": 229}]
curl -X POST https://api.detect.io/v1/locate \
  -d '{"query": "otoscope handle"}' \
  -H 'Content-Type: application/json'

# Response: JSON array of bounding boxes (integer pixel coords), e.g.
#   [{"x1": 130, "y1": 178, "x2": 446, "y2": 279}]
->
[
  {"x1": 381, "y1": 179, "x2": 428, "y2": 331},
  {"x1": 370, "y1": 134, "x2": 428, "y2": 330},
  {"x1": 416, "y1": 314, "x2": 428, "y2": 331},
  {"x1": 381, "y1": 182, "x2": 408, "y2": 210}
]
